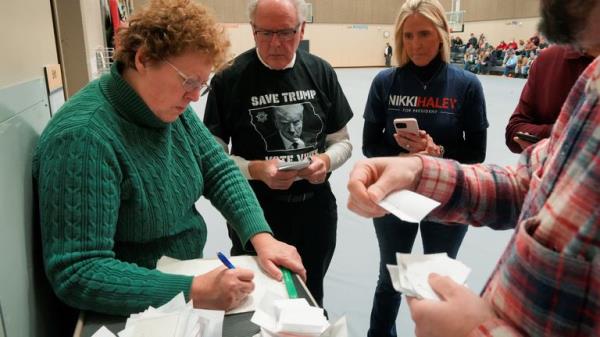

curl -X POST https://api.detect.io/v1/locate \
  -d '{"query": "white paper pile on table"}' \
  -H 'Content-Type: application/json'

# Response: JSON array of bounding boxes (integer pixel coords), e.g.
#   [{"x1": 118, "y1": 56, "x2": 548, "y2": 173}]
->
[
  {"x1": 377, "y1": 190, "x2": 441, "y2": 223},
  {"x1": 251, "y1": 291, "x2": 348, "y2": 337},
  {"x1": 387, "y1": 253, "x2": 471, "y2": 300},
  {"x1": 90, "y1": 293, "x2": 224, "y2": 337}
]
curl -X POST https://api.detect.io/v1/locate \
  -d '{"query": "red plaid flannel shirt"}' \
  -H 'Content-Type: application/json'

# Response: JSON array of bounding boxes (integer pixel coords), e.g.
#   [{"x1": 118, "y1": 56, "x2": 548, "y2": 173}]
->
[{"x1": 416, "y1": 57, "x2": 600, "y2": 336}]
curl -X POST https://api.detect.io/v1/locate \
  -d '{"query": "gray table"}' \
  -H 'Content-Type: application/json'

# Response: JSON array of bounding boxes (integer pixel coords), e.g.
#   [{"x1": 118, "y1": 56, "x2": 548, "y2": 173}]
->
[{"x1": 75, "y1": 275, "x2": 316, "y2": 337}]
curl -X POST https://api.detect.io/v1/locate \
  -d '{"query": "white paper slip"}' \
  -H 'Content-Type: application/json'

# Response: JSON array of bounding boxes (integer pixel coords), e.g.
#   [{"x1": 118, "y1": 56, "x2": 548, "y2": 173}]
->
[
  {"x1": 91, "y1": 326, "x2": 117, "y2": 337},
  {"x1": 378, "y1": 190, "x2": 440, "y2": 223},
  {"x1": 157, "y1": 255, "x2": 287, "y2": 314},
  {"x1": 405, "y1": 257, "x2": 471, "y2": 300},
  {"x1": 387, "y1": 253, "x2": 471, "y2": 301}
]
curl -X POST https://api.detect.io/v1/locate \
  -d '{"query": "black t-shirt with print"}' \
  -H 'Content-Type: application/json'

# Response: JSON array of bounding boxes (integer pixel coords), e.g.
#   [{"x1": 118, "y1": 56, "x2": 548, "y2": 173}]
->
[{"x1": 204, "y1": 49, "x2": 353, "y2": 196}]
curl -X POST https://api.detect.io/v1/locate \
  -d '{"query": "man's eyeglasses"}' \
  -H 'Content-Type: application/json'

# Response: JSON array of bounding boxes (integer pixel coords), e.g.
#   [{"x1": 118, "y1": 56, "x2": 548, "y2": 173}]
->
[
  {"x1": 253, "y1": 23, "x2": 301, "y2": 41},
  {"x1": 164, "y1": 60, "x2": 211, "y2": 96}
]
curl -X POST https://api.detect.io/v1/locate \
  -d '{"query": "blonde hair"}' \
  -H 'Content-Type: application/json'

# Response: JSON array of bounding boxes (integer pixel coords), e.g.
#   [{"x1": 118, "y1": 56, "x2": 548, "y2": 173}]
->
[
  {"x1": 114, "y1": 0, "x2": 230, "y2": 70},
  {"x1": 394, "y1": 0, "x2": 450, "y2": 67}
]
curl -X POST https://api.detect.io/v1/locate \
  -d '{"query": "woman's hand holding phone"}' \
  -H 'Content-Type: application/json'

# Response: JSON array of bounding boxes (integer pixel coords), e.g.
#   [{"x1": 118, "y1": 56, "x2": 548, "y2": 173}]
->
[{"x1": 394, "y1": 129, "x2": 428, "y2": 153}]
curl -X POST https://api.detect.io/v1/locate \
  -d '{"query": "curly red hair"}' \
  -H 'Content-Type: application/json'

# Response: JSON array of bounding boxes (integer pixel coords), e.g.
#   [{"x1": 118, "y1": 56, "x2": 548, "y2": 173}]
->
[{"x1": 114, "y1": 0, "x2": 230, "y2": 70}]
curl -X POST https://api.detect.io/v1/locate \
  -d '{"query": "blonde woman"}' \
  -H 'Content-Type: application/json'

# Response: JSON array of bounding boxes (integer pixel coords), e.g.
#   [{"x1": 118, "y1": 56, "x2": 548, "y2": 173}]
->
[{"x1": 361, "y1": 0, "x2": 487, "y2": 336}]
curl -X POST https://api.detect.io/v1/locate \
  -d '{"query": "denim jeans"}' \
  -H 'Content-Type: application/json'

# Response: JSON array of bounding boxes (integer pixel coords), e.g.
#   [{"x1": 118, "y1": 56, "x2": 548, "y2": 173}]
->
[{"x1": 367, "y1": 214, "x2": 468, "y2": 337}]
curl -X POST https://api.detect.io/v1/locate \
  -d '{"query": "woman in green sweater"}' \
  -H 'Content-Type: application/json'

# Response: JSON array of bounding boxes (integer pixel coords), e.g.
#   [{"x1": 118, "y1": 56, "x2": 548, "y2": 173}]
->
[{"x1": 32, "y1": 0, "x2": 305, "y2": 316}]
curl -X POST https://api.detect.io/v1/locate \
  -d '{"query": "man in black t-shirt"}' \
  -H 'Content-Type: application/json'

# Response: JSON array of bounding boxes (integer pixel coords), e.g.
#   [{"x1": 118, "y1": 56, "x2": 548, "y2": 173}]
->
[{"x1": 203, "y1": 0, "x2": 353, "y2": 306}]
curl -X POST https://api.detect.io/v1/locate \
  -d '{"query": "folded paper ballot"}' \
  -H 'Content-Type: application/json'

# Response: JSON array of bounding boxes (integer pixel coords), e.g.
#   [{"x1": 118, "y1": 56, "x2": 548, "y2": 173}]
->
[
  {"x1": 91, "y1": 293, "x2": 224, "y2": 337},
  {"x1": 387, "y1": 253, "x2": 471, "y2": 300},
  {"x1": 377, "y1": 190, "x2": 440, "y2": 223},
  {"x1": 251, "y1": 291, "x2": 347, "y2": 337},
  {"x1": 156, "y1": 255, "x2": 287, "y2": 314}
]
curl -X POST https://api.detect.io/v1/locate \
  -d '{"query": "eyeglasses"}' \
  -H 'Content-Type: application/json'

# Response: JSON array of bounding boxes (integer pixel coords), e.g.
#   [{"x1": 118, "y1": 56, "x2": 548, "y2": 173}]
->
[
  {"x1": 253, "y1": 23, "x2": 301, "y2": 41},
  {"x1": 164, "y1": 60, "x2": 211, "y2": 96}
]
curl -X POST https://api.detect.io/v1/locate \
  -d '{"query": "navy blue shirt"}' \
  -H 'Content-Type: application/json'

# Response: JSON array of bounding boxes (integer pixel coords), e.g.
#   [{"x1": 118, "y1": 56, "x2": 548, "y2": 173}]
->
[{"x1": 363, "y1": 59, "x2": 488, "y2": 163}]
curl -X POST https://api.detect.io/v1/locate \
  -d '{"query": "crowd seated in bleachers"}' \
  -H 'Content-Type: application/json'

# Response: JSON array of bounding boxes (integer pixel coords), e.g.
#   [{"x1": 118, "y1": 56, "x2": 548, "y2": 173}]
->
[{"x1": 450, "y1": 32, "x2": 549, "y2": 78}]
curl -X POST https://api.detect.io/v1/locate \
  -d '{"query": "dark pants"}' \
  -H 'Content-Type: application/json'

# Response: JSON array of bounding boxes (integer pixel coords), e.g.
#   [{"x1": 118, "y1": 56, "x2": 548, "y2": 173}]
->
[
  {"x1": 227, "y1": 184, "x2": 337, "y2": 307},
  {"x1": 367, "y1": 214, "x2": 468, "y2": 337}
]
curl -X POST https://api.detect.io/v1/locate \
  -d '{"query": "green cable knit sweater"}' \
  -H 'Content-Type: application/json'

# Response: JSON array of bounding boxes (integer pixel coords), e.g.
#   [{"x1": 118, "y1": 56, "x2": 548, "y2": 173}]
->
[{"x1": 32, "y1": 63, "x2": 271, "y2": 315}]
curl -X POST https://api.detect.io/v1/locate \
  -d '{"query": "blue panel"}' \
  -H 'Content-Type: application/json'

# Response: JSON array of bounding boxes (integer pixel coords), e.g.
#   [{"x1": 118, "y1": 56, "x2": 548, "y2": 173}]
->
[
  {"x1": 0, "y1": 79, "x2": 48, "y2": 124},
  {"x1": 0, "y1": 78, "x2": 52, "y2": 337}
]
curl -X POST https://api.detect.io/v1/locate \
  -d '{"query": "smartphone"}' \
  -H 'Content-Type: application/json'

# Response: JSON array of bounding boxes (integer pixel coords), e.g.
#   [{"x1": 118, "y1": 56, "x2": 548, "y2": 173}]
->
[
  {"x1": 515, "y1": 131, "x2": 541, "y2": 143},
  {"x1": 394, "y1": 118, "x2": 420, "y2": 134},
  {"x1": 278, "y1": 158, "x2": 311, "y2": 171}
]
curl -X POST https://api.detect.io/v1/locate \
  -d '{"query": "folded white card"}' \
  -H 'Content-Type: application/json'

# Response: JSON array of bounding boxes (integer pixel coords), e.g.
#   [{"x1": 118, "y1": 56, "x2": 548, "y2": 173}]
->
[
  {"x1": 378, "y1": 190, "x2": 440, "y2": 223},
  {"x1": 388, "y1": 253, "x2": 471, "y2": 300}
]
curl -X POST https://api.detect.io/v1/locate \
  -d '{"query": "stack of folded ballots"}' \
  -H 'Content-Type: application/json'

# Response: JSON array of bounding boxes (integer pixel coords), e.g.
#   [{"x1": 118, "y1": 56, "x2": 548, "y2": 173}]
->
[
  {"x1": 91, "y1": 293, "x2": 224, "y2": 337},
  {"x1": 251, "y1": 291, "x2": 347, "y2": 337},
  {"x1": 387, "y1": 253, "x2": 471, "y2": 300}
]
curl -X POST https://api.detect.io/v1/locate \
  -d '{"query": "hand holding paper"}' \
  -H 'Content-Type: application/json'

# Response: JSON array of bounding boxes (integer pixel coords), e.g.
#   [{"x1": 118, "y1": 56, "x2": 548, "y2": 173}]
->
[
  {"x1": 157, "y1": 255, "x2": 287, "y2": 314},
  {"x1": 347, "y1": 156, "x2": 425, "y2": 218},
  {"x1": 387, "y1": 253, "x2": 470, "y2": 300},
  {"x1": 407, "y1": 274, "x2": 497, "y2": 337},
  {"x1": 377, "y1": 190, "x2": 440, "y2": 223}
]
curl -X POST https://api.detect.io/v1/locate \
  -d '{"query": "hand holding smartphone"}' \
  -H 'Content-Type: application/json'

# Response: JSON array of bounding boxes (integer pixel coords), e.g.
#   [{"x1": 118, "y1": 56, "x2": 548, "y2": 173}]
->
[
  {"x1": 515, "y1": 131, "x2": 541, "y2": 143},
  {"x1": 394, "y1": 118, "x2": 420, "y2": 134}
]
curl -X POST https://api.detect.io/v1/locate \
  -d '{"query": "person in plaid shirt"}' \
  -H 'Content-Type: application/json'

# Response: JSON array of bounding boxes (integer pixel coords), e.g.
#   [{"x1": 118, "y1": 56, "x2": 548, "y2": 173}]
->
[{"x1": 347, "y1": 0, "x2": 599, "y2": 336}]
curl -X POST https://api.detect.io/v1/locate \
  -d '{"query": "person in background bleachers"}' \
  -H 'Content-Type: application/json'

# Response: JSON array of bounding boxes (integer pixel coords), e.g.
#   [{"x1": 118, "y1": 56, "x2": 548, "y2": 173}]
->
[
  {"x1": 478, "y1": 33, "x2": 486, "y2": 49},
  {"x1": 496, "y1": 40, "x2": 508, "y2": 51},
  {"x1": 524, "y1": 38, "x2": 537, "y2": 52},
  {"x1": 505, "y1": 44, "x2": 595, "y2": 152},
  {"x1": 467, "y1": 32, "x2": 478, "y2": 49},
  {"x1": 488, "y1": 46, "x2": 500, "y2": 67},
  {"x1": 506, "y1": 38, "x2": 518, "y2": 50},
  {"x1": 538, "y1": 35, "x2": 549, "y2": 49},
  {"x1": 529, "y1": 32, "x2": 540, "y2": 47},
  {"x1": 474, "y1": 49, "x2": 490, "y2": 74},
  {"x1": 503, "y1": 48, "x2": 518, "y2": 76},
  {"x1": 515, "y1": 53, "x2": 529, "y2": 77},
  {"x1": 463, "y1": 45, "x2": 478, "y2": 72},
  {"x1": 521, "y1": 50, "x2": 537, "y2": 78},
  {"x1": 451, "y1": 36, "x2": 464, "y2": 52}
]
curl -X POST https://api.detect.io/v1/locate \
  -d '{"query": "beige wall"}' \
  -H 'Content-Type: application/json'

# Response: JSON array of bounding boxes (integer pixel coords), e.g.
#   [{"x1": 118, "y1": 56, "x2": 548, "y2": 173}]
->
[
  {"x1": 454, "y1": 17, "x2": 541, "y2": 47},
  {"x1": 224, "y1": 23, "x2": 395, "y2": 67},
  {"x1": 224, "y1": 19, "x2": 541, "y2": 68},
  {"x1": 0, "y1": 0, "x2": 58, "y2": 88},
  {"x1": 462, "y1": 0, "x2": 539, "y2": 21},
  {"x1": 133, "y1": 0, "x2": 538, "y2": 23}
]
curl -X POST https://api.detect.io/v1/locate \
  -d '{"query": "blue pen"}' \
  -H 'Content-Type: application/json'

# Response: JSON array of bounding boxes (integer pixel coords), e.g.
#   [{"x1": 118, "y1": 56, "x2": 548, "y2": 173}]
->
[{"x1": 217, "y1": 251, "x2": 236, "y2": 269}]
